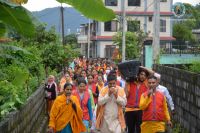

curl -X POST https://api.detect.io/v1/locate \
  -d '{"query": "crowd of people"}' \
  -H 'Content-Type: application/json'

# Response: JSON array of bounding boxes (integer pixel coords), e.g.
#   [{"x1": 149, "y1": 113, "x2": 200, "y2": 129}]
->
[{"x1": 44, "y1": 57, "x2": 175, "y2": 133}]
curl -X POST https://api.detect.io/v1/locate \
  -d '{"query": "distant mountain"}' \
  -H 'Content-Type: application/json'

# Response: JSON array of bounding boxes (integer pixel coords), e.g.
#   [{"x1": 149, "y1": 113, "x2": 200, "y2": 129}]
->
[{"x1": 32, "y1": 7, "x2": 88, "y2": 35}]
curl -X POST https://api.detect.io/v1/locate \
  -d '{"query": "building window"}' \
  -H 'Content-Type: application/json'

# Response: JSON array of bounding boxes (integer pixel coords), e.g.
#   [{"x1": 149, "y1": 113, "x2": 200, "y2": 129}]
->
[
  {"x1": 148, "y1": 16, "x2": 152, "y2": 22},
  {"x1": 105, "y1": 45, "x2": 116, "y2": 58},
  {"x1": 161, "y1": 0, "x2": 167, "y2": 2},
  {"x1": 160, "y1": 19, "x2": 166, "y2": 32},
  {"x1": 104, "y1": 21, "x2": 118, "y2": 32},
  {"x1": 128, "y1": 0, "x2": 141, "y2": 6},
  {"x1": 127, "y1": 20, "x2": 140, "y2": 32},
  {"x1": 105, "y1": 0, "x2": 117, "y2": 6}
]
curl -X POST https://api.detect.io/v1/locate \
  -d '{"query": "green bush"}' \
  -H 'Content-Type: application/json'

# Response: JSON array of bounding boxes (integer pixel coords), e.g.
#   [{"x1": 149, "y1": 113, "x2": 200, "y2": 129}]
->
[
  {"x1": 188, "y1": 61, "x2": 200, "y2": 73},
  {"x1": 0, "y1": 25, "x2": 79, "y2": 120}
]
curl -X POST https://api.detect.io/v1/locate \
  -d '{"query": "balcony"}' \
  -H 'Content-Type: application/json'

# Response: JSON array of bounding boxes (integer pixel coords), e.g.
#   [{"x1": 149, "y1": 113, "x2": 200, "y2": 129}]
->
[{"x1": 77, "y1": 35, "x2": 88, "y2": 43}]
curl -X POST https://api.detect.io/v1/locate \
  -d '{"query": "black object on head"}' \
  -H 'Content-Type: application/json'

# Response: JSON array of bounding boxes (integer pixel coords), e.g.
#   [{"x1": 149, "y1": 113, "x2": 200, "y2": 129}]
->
[{"x1": 118, "y1": 60, "x2": 141, "y2": 81}]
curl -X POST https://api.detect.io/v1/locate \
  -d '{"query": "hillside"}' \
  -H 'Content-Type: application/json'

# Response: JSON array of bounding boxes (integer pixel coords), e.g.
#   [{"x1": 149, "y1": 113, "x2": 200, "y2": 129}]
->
[{"x1": 33, "y1": 7, "x2": 88, "y2": 35}]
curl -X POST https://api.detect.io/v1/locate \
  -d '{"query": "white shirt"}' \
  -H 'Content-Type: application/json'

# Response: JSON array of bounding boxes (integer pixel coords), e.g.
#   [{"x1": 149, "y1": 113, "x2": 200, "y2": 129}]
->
[
  {"x1": 156, "y1": 85, "x2": 174, "y2": 111},
  {"x1": 98, "y1": 87, "x2": 127, "y2": 133}
]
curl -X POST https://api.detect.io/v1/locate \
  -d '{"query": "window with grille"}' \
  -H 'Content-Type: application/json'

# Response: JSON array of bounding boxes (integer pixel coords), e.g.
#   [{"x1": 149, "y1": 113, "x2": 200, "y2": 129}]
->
[
  {"x1": 105, "y1": 0, "x2": 117, "y2": 6},
  {"x1": 128, "y1": 0, "x2": 141, "y2": 6},
  {"x1": 104, "y1": 21, "x2": 118, "y2": 32},
  {"x1": 160, "y1": 19, "x2": 166, "y2": 32},
  {"x1": 149, "y1": 16, "x2": 153, "y2": 22},
  {"x1": 105, "y1": 45, "x2": 116, "y2": 58}
]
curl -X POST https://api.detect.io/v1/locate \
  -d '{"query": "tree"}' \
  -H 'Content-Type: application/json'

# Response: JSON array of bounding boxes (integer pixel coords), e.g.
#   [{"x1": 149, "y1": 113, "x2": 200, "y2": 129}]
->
[
  {"x1": 33, "y1": 25, "x2": 57, "y2": 44},
  {"x1": 193, "y1": 4, "x2": 200, "y2": 29},
  {"x1": 182, "y1": 3, "x2": 200, "y2": 29},
  {"x1": 113, "y1": 32, "x2": 139, "y2": 60},
  {"x1": 173, "y1": 22, "x2": 196, "y2": 42},
  {"x1": 172, "y1": 3, "x2": 200, "y2": 48},
  {"x1": 113, "y1": 19, "x2": 148, "y2": 60},
  {"x1": 41, "y1": 44, "x2": 80, "y2": 76},
  {"x1": 64, "y1": 34, "x2": 79, "y2": 48},
  {"x1": 127, "y1": 20, "x2": 140, "y2": 32}
]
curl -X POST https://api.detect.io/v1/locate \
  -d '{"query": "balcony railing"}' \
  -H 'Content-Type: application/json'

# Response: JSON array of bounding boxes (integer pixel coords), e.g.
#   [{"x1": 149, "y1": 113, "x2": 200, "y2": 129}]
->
[
  {"x1": 77, "y1": 35, "x2": 88, "y2": 43},
  {"x1": 161, "y1": 44, "x2": 200, "y2": 55}
]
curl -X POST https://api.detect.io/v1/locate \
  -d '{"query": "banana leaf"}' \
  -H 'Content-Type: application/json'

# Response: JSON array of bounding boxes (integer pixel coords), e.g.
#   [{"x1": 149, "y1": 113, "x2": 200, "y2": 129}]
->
[
  {"x1": 0, "y1": 22, "x2": 6, "y2": 36},
  {"x1": 57, "y1": 0, "x2": 116, "y2": 22},
  {"x1": 0, "y1": 0, "x2": 35, "y2": 37}
]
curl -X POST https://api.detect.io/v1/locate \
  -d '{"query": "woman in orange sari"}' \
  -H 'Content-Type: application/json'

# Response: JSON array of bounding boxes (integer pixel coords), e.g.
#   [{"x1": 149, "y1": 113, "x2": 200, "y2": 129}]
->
[{"x1": 48, "y1": 83, "x2": 86, "y2": 133}]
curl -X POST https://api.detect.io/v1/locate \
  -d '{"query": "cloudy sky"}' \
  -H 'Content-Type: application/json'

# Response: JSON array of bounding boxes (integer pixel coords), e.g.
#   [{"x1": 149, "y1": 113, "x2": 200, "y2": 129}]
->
[{"x1": 23, "y1": 0, "x2": 199, "y2": 11}]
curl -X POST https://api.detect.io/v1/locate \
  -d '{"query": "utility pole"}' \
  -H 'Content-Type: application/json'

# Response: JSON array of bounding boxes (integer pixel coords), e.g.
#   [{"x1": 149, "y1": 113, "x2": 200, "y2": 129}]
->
[
  {"x1": 87, "y1": 19, "x2": 91, "y2": 58},
  {"x1": 121, "y1": 0, "x2": 126, "y2": 62},
  {"x1": 153, "y1": 0, "x2": 160, "y2": 64},
  {"x1": 60, "y1": 4, "x2": 65, "y2": 46}
]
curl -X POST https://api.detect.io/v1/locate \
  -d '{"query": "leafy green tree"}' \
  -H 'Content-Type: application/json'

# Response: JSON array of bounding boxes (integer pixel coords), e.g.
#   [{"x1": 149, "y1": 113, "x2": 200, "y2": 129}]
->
[
  {"x1": 34, "y1": 25, "x2": 57, "y2": 44},
  {"x1": 173, "y1": 22, "x2": 196, "y2": 42},
  {"x1": 113, "y1": 19, "x2": 148, "y2": 60},
  {"x1": 113, "y1": 32, "x2": 139, "y2": 59},
  {"x1": 41, "y1": 44, "x2": 80, "y2": 76},
  {"x1": 127, "y1": 20, "x2": 140, "y2": 32},
  {"x1": 172, "y1": 3, "x2": 198, "y2": 45},
  {"x1": 0, "y1": 42, "x2": 45, "y2": 119},
  {"x1": 193, "y1": 4, "x2": 200, "y2": 29},
  {"x1": 181, "y1": 3, "x2": 200, "y2": 29},
  {"x1": 64, "y1": 34, "x2": 79, "y2": 48}
]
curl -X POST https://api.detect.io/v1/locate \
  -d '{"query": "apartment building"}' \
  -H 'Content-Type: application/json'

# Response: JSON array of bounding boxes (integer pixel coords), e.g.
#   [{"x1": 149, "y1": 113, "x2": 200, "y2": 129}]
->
[{"x1": 78, "y1": 0, "x2": 175, "y2": 58}]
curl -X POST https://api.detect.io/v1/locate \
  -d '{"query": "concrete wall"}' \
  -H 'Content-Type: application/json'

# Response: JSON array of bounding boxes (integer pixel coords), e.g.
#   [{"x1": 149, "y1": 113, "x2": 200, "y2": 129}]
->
[
  {"x1": 0, "y1": 86, "x2": 46, "y2": 133},
  {"x1": 153, "y1": 65, "x2": 200, "y2": 133}
]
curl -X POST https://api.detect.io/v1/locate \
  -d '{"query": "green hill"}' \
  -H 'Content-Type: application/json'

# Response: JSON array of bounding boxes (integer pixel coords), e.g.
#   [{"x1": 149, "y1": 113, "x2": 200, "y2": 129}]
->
[{"x1": 33, "y1": 7, "x2": 88, "y2": 35}]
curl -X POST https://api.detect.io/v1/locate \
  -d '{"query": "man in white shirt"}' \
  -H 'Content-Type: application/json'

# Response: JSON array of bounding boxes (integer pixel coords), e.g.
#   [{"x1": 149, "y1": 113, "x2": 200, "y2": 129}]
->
[
  {"x1": 96, "y1": 74, "x2": 127, "y2": 133},
  {"x1": 154, "y1": 73, "x2": 175, "y2": 113}
]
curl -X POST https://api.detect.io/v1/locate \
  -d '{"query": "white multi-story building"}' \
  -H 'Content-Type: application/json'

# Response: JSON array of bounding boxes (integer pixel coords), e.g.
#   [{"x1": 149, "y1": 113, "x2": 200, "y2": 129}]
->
[{"x1": 78, "y1": 0, "x2": 175, "y2": 58}]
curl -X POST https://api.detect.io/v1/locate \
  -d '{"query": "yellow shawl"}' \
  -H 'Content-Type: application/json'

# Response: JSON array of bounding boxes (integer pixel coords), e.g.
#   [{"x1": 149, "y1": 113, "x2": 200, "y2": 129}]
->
[{"x1": 49, "y1": 94, "x2": 86, "y2": 133}]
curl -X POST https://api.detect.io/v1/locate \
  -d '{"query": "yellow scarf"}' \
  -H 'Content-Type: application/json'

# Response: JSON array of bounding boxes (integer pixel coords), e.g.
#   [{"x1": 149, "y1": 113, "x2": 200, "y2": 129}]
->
[{"x1": 49, "y1": 94, "x2": 86, "y2": 133}]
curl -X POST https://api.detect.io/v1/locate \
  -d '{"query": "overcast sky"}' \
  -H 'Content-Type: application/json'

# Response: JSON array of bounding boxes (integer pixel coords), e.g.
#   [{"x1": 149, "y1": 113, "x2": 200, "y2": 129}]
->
[{"x1": 23, "y1": 0, "x2": 199, "y2": 11}]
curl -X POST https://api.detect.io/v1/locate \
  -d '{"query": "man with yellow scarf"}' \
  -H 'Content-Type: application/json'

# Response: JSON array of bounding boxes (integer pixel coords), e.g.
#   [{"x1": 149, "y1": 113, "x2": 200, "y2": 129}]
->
[{"x1": 139, "y1": 75, "x2": 172, "y2": 133}]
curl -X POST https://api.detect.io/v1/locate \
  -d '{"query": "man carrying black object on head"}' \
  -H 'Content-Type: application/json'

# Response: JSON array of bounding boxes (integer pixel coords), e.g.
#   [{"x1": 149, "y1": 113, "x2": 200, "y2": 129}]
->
[{"x1": 124, "y1": 68, "x2": 149, "y2": 133}]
